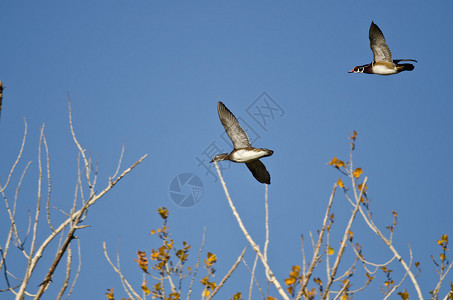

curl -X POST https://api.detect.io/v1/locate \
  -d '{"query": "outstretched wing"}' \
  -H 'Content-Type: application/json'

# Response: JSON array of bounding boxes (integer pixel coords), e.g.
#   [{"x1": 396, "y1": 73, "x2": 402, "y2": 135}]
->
[
  {"x1": 217, "y1": 101, "x2": 251, "y2": 149},
  {"x1": 393, "y1": 59, "x2": 418, "y2": 64},
  {"x1": 245, "y1": 160, "x2": 271, "y2": 184},
  {"x1": 369, "y1": 22, "x2": 392, "y2": 62}
]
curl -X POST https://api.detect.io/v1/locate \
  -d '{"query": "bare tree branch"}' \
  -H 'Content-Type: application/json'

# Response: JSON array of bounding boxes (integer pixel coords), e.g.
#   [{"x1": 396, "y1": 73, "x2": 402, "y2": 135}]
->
[
  {"x1": 103, "y1": 242, "x2": 141, "y2": 300},
  {"x1": 186, "y1": 227, "x2": 206, "y2": 300},
  {"x1": 206, "y1": 247, "x2": 247, "y2": 300},
  {"x1": 213, "y1": 162, "x2": 290, "y2": 300}
]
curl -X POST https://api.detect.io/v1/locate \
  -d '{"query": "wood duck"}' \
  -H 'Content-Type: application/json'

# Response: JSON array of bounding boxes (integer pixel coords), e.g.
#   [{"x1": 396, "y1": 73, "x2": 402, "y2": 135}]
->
[
  {"x1": 349, "y1": 22, "x2": 417, "y2": 75},
  {"x1": 211, "y1": 101, "x2": 273, "y2": 184}
]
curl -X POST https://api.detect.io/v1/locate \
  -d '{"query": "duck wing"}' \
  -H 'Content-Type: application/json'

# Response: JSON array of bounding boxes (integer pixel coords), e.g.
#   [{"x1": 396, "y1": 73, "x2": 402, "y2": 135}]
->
[
  {"x1": 245, "y1": 160, "x2": 271, "y2": 184},
  {"x1": 217, "y1": 101, "x2": 251, "y2": 149},
  {"x1": 369, "y1": 22, "x2": 392, "y2": 62},
  {"x1": 393, "y1": 59, "x2": 417, "y2": 64}
]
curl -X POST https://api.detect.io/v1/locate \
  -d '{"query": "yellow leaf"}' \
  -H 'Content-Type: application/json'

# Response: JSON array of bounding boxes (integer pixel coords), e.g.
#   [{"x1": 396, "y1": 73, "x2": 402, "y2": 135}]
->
[
  {"x1": 157, "y1": 207, "x2": 169, "y2": 219},
  {"x1": 358, "y1": 182, "x2": 367, "y2": 191},
  {"x1": 231, "y1": 292, "x2": 242, "y2": 300},
  {"x1": 440, "y1": 253, "x2": 446, "y2": 261},
  {"x1": 285, "y1": 277, "x2": 296, "y2": 285},
  {"x1": 141, "y1": 283, "x2": 150, "y2": 295},
  {"x1": 348, "y1": 230, "x2": 353, "y2": 241},
  {"x1": 337, "y1": 178, "x2": 344, "y2": 188},
  {"x1": 349, "y1": 130, "x2": 358, "y2": 141},
  {"x1": 292, "y1": 265, "x2": 301, "y2": 273},
  {"x1": 202, "y1": 289, "x2": 210, "y2": 297},
  {"x1": 287, "y1": 286, "x2": 294, "y2": 294},
  {"x1": 437, "y1": 234, "x2": 448, "y2": 246},
  {"x1": 328, "y1": 246, "x2": 334, "y2": 255},
  {"x1": 365, "y1": 273, "x2": 375, "y2": 281},
  {"x1": 105, "y1": 288, "x2": 114, "y2": 300},
  {"x1": 314, "y1": 277, "x2": 323, "y2": 286},
  {"x1": 328, "y1": 157, "x2": 338, "y2": 166},
  {"x1": 353, "y1": 168, "x2": 363, "y2": 178},
  {"x1": 328, "y1": 157, "x2": 345, "y2": 168},
  {"x1": 207, "y1": 252, "x2": 217, "y2": 264},
  {"x1": 397, "y1": 289, "x2": 409, "y2": 300}
]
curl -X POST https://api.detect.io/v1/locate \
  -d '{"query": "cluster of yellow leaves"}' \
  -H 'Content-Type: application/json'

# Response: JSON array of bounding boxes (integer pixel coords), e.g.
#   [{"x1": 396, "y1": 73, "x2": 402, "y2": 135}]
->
[
  {"x1": 150, "y1": 225, "x2": 169, "y2": 236},
  {"x1": 131, "y1": 208, "x2": 190, "y2": 300},
  {"x1": 150, "y1": 209, "x2": 170, "y2": 240},
  {"x1": 141, "y1": 280, "x2": 150, "y2": 295},
  {"x1": 200, "y1": 276, "x2": 217, "y2": 297},
  {"x1": 167, "y1": 292, "x2": 181, "y2": 300},
  {"x1": 151, "y1": 282, "x2": 164, "y2": 298},
  {"x1": 437, "y1": 234, "x2": 449, "y2": 251},
  {"x1": 150, "y1": 240, "x2": 174, "y2": 271},
  {"x1": 107, "y1": 208, "x2": 193, "y2": 299},
  {"x1": 339, "y1": 279, "x2": 351, "y2": 300},
  {"x1": 230, "y1": 292, "x2": 242, "y2": 300},
  {"x1": 326, "y1": 214, "x2": 334, "y2": 232},
  {"x1": 397, "y1": 289, "x2": 409, "y2": 300},
  {"x1": 201, "y1": 252, "x2": 218, "y2": 297},
  {"x1": 380, "y1": 266, "x2": 395, "y2": 295},
  {"x1": 134, "y1": 251, "x2": 149, "y2": 273},
  {"x1": 284, "y1": 265, "x2": 302, "y2": 295},
  {"x1": 105, "y1": 288, "x2": 114, "y2": 300},
  {"x1": 437, "y1": 234, "x2": 449, "y2": 263},
  {"x1": 328, "y1": 157, "x2": 346, "y2": 169},
  {"x1": 158, "y1": 207, "x2": 169, "y2": 219},
  {"x1": 204, "y1": 252, "x2": 217, "y2": 267},
  {"x1": 175, "y1": 241, "x2": 191, "y2": 263},
  {"x1": 283, "y1": 265, "x2": 316, "y2": 299}
]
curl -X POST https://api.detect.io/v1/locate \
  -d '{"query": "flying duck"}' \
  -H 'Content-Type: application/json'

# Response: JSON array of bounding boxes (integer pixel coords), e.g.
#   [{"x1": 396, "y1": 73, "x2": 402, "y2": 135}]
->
[
  {"x1": 211, "y1": 101, "x2": 273, "y2": 184},
  {"x1": 349, "y1": 22, "x2": 417, "y2": 75}
]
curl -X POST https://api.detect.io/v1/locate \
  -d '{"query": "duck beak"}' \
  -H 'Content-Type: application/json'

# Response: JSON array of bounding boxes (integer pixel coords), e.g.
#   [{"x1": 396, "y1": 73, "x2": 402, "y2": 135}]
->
[{"x1": 348, "y1": 69, "x2": 354, "y2": 73}]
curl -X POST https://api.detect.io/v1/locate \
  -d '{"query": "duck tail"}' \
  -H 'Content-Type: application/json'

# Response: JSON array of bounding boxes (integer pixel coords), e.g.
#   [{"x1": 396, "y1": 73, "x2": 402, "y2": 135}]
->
[{"x1": 397, "y1": 63, "x2": 415, "y2": 72}]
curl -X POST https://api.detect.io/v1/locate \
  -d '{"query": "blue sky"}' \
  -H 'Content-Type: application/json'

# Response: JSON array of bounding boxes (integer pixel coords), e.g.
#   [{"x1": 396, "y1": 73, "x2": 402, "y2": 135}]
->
[{"x1": 1, "y1": 1, "x2": 452, "y2": 298}]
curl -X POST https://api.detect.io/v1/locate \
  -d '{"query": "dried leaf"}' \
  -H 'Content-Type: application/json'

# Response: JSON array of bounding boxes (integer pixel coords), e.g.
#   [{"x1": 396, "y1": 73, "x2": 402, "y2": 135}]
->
[
  {"x1": 105, "y1": 288, "x2": 114, "y2": 300},
  {"x1": 353, "y1": 168, "x2": 363, "y2": 178},
  {"x1": 328, "y1": 246, "x2": 335, "y2": 255},
  {"x1": 157, "y1": 207, "x2": 169, "y2": 219},
  {"x1": 141, "y1": 282, "x2": 150, "y2": 295}
]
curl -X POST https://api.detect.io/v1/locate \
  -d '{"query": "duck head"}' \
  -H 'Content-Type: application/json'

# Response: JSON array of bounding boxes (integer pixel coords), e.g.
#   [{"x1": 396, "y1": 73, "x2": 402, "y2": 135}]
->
[{"x1": 349, "y1": 65, "x2": 365, "y2": 73}]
